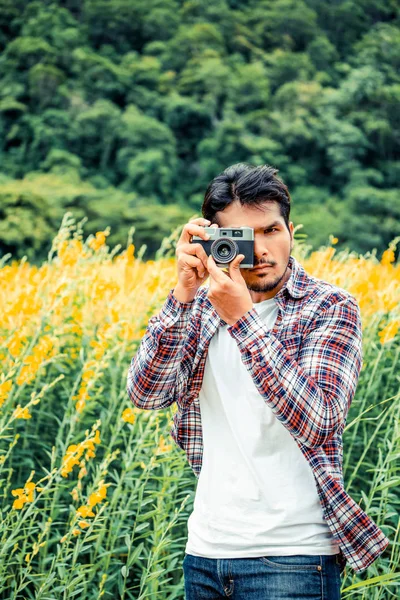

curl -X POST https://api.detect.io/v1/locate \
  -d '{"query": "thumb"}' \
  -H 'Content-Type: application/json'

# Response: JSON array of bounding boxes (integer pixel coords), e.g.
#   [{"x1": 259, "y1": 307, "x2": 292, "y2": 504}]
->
[{"x1": 229, "y1": 254, "x2": 245, "y2": 281}]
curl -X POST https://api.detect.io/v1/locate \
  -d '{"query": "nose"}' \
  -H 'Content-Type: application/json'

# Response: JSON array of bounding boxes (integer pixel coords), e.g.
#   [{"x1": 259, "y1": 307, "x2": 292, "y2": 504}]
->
[{"x1": 253, "y1": 236, "x2": 268, "y2": 263}]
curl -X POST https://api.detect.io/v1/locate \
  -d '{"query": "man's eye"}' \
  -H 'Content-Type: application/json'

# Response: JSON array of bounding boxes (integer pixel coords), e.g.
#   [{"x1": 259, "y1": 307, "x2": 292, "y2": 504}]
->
[{"x1": 264, "y1": 228, "x2": 278, "y2": 233}]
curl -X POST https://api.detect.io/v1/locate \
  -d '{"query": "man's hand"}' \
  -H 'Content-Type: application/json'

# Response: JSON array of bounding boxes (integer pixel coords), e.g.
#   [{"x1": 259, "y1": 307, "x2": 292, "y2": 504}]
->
[
  {"x1": 207, "y1": 254, "x2": 253, "y2": 325},
  {"x1": 173, "y1": 217, "x2": 212, "y2": 302}
]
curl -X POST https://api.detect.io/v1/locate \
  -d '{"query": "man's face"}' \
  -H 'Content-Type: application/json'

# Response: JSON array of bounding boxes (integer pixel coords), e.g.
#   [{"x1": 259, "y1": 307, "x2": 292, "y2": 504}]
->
[{"x1": 214, "y1": 200, "x2": 294, "y2": 301}]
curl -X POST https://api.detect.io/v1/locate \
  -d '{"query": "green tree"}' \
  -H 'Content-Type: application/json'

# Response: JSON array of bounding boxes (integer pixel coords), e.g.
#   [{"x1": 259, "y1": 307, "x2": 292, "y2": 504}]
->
[
  {"x1": 244, "y1": 0, "x2": 320, "y2": 52},
  {"x1": 69, "y1": 100, "x2": 121, "y2": 177},
  {"x1": 160, "y1": 23, "x2": 226, "y2": 71},
  {"x1": 338, "y1": 183, "x2": 400, "y2": 255},
  {"x1": 116, "y1": 105, "x2": 178, "y2": 200},
  {"x1": 162, "y1": 93, "x2": 212, "y2": 157},
  {"x1": 0, "y1": 189, "x2": 55, "y2": 260}
]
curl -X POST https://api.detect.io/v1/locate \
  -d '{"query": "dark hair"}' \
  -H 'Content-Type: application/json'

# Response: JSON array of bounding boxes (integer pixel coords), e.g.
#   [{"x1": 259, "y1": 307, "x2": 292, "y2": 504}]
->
[{"x1": 202, "y1": 163, "x2": 291, "y2": 230}]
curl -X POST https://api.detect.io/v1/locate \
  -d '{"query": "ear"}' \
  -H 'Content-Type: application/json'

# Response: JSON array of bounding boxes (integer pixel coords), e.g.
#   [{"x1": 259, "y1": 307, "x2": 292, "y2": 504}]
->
[{"x1": 289, "y1": 221, "x2": 294, "y2": 250}]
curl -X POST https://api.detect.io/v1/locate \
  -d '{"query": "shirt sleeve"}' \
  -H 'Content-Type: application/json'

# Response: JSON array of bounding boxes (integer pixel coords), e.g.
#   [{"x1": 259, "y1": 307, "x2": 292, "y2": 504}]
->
[
  {"x1": 126, "y1": 289, "x2": 195, "y2": 410},
  {"x1": 227, "y1": 294, "x2": 363, "y2": 448}
]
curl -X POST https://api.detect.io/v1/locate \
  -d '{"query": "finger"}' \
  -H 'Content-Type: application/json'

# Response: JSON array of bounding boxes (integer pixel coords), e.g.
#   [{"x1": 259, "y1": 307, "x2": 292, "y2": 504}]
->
[
  {"x1": 179, "y1": 255, "x2": 205, "y2": 277},
  {"x1": 207, "y1": 254, "x2": 226, "y2": 283},
  {"x1": 184, "y1": 224, "x2": 210, "y2": 244},
  {"x1": 180, "y1": 222, "x2": 211, "y2": 244},
  {"x1": 228, "y1": 254, "x2": 245, "y2": 283},
  {"x1": 178, "y1": 243, "x2": 209, "y2": 270},
  {"x1": 189, "y1": 217, "x2": 211, "y2": 225}
]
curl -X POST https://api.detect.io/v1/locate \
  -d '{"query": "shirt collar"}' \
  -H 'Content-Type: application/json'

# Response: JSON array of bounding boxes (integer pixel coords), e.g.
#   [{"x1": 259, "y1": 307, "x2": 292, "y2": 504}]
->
[{"x1": 274, "y1": 255, "x2": 311, "y2": 303}]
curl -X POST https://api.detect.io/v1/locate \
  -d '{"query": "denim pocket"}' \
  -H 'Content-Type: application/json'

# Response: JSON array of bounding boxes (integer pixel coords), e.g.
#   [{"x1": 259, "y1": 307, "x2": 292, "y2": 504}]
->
[{"x1": 259, "y1": 554, "x2": 322, "y2": 571}]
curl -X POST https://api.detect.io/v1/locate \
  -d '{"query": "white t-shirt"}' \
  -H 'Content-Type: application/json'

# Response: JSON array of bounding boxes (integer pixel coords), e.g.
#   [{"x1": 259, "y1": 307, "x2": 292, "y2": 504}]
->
[{"x1": 185, "y1": 296, "x2": 341, "y2": 558}]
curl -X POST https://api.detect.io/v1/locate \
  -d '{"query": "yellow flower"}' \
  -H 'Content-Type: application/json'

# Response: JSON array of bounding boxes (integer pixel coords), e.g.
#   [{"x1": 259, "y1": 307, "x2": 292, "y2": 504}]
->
[
  {"x1": 25, "y1": 481, "x2": 36, "y2": 502},
  {"x1": 82, "y1": 369, "x2": 95, "y2": 382},
  {"x1": 61, "y1": 429, "x2": 101, "y2": 477},
  {"x1": 13, "y1": 405, "x2": 32, "y2": 419},
  {"x1": 57, "y1": 239, "x2": 85, "y2": 266},
  {"x1": 75, "y1": 397, "x2": 86, "y2": 413},
  {"x1": 61, "y1": 453, "x2": 80, "y2": 477},
  {"x1": 12, "y1": 494, "x2": 26, "y2": 510},
  {"x1": 72, "y1": 529, "x2": 81, "y2": 536},
  {"x1": 88, "y1": 483, "x2": 107, "y2": 508},
  {"x1": 378, "y1": 320, "x2": 399, "y2": 345},
  {"x1": 88, "y1": 491, "x2": 102, "y2": 508},
  {"x1": 0, "y1": 380, "x2": 12, "y2": 407},
  {"x1": 122, "y1": 407, "x2": 136, "y2": 424},
  {"x1": 15, "y1": 335, "x2": 57, "y2": 386},
  {"x1": 156, "y1": 434, "x2": 173, "y2": 454},
  {"x1": 7, "y1": 332, "x2": 27, "y2": 358},
  {"x1": 76, "y1": 505, "x2": 95, "y2": 518},
  {"x1": 89, "y1": 231, "x2": 109, "y2": 252},
  {"x1": 11, "y1": 481, "x2": 36, "y2": 509},
  {"x1": 381, "y1": 248, "x2": 395, "y2": 265},
  {"x1": 78, "y1": 463, "x2": 87, "y2": 480},
  {"x1": 125, "y1": 243, "x2": 135, "y2": 263},
  {"x1": 78, "y1": 520, "x2": 90, "y2": 529}
]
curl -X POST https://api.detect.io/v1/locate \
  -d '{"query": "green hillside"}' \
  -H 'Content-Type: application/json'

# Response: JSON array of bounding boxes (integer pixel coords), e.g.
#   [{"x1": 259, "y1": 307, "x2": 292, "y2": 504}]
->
[{"x1": 0, "y1": 0, "x2": 399, "y2": 260}]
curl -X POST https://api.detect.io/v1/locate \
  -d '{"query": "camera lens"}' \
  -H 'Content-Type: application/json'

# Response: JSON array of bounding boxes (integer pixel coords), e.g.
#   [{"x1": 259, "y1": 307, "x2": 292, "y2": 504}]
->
[
  {"x1": 211, "y1": 238, "x2": 238, "y2": 263},
  {"x1": 218, "y1": 244, "x2": 230, "y2": 257}
]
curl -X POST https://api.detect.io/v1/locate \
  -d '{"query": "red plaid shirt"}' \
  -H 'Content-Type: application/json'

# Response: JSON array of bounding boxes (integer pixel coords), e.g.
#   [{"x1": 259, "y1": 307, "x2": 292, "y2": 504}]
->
[{"x1": 127, "y1": 255, "x2": 389, "y2": 573}]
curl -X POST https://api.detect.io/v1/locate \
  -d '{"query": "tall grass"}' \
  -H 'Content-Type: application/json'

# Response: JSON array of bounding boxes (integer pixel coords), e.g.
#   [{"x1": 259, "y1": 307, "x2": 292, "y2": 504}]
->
[{"x1": 0, "y1": 215, "x2": 398, "y2": 599}]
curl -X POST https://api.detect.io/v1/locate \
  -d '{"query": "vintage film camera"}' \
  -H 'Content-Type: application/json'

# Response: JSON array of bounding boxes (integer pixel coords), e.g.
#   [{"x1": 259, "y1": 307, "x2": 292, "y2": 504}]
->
[{"x1": 191, "y1": 226, "x2": 254, "y2": 268}]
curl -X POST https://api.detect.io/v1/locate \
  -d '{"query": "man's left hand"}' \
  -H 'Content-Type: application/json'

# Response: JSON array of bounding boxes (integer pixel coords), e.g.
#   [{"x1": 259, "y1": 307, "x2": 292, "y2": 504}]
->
[{"x1": 206, "y1": 254, "x2": 253, "y2": 325}]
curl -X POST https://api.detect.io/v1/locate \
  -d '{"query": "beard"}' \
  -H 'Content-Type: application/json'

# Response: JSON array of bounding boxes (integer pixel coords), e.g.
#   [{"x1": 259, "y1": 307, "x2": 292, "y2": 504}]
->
[{"x1": 245, "y1": 258, "x2": 291, "y2": 293}]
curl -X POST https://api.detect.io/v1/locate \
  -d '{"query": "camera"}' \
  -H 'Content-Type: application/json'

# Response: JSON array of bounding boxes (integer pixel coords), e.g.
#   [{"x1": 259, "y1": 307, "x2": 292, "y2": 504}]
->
[{"x1": 191, "y1": 226, "x2": 254, "y2": 268}]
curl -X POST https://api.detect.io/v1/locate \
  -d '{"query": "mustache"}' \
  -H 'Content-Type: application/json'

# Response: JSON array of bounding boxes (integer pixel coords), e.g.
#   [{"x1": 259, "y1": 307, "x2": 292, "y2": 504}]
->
[{"x1": 253, "y1": 260, "x2": 275, "y2": 267}]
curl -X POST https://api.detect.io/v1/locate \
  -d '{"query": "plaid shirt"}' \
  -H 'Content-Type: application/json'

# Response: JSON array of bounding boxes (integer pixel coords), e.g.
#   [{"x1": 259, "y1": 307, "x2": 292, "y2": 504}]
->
[{"x1": 127, "y1": 255, "x2": 389, "y2": 573}]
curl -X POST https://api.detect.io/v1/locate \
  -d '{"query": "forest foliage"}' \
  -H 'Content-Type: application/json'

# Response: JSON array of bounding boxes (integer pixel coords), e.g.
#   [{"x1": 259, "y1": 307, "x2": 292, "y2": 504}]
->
[{"x1": 0, "y1": 0, "x2": 399, "y2": 261}]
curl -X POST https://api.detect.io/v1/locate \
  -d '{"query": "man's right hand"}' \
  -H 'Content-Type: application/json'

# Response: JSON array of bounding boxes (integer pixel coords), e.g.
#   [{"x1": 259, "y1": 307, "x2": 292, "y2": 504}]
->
[{"x1": 173, "y1": 217, "x2": 215, "y2": 303}]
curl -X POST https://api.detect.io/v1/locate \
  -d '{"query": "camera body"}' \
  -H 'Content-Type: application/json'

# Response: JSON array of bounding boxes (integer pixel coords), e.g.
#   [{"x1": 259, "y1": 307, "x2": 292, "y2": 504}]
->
[{"x1": 191, "y1": 226, "x2": 254, "y2": 268}]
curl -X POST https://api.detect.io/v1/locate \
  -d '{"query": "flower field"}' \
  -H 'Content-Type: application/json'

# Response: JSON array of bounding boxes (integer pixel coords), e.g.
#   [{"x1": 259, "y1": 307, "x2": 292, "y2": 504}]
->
[{"x1": 0, "y1": 214, "x2": 399, "y2": 599}]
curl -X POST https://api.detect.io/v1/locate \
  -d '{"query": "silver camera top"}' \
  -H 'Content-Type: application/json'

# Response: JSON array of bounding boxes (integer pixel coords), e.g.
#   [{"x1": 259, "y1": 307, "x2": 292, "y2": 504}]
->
[{"x1": 204, "y1": 226, "x2": 254, "y2": 241}]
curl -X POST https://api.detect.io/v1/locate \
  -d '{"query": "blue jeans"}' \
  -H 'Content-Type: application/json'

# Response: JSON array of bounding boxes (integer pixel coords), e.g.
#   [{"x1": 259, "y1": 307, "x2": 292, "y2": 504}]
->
[{"x1": 183, "y1": 552, "x2": 346, "y2": 599}]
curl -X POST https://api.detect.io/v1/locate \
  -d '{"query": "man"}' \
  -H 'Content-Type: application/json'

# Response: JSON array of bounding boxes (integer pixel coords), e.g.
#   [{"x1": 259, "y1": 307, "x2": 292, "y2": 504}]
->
[{"x1": 127, "y1": 164, "x2": 389, "y2": 599}]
